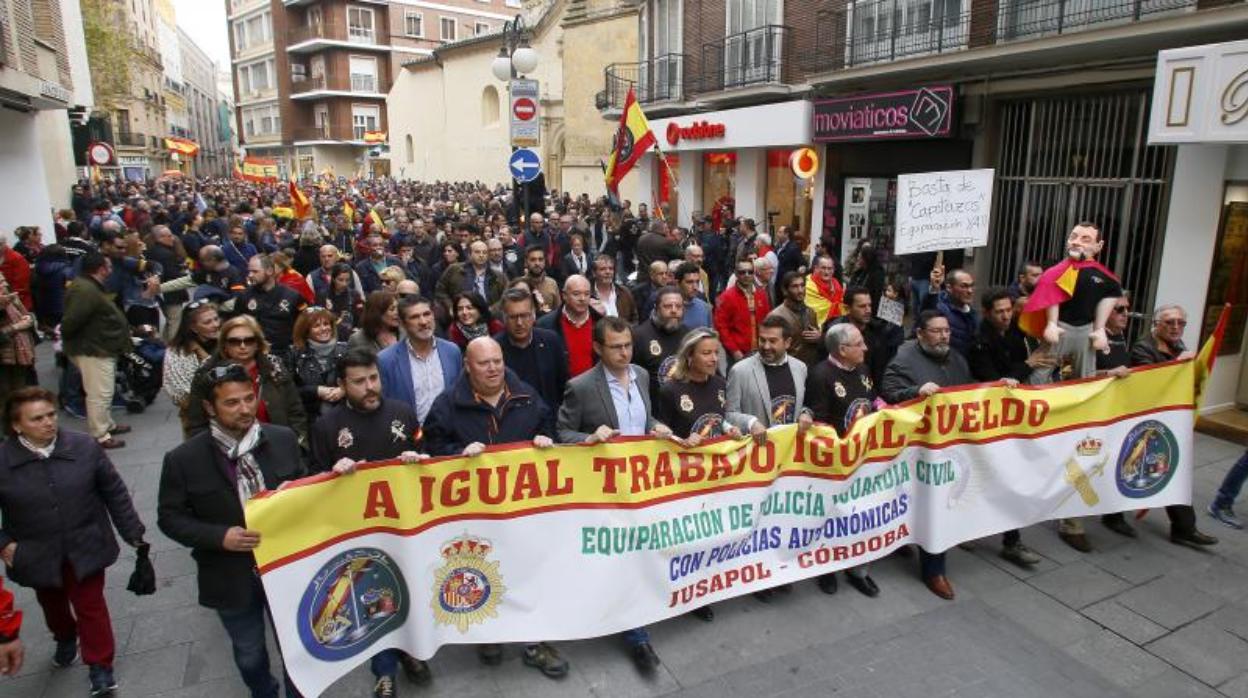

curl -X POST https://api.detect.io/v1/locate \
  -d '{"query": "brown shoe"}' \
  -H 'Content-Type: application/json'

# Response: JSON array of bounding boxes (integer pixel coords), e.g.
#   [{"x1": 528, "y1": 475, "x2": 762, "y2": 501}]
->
[
  {"x1": 924, "y1": 575, "x2": 955, "y2": 600},
  {"x1": 99, "y1": 437, "x2": 125, "y2": 450},
  {"x1": 1058, "y1": 531, "x2": 1092, "y2": 553},
  {"x1": 108, "y1": 425, "x2": 132, "y2": 435}
]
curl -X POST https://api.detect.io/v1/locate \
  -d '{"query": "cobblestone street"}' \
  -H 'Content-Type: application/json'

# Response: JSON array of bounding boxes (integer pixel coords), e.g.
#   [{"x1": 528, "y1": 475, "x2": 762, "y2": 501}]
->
[{"x1": 0, "y1": 350, "x2": 1245, "y2": 697}]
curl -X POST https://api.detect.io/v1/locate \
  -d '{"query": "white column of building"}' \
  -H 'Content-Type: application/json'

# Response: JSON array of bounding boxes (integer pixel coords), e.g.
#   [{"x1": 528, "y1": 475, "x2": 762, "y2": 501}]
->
[
  {"x1": 1153, "y1": 143, "x2": 1235, "y2": 410},
  {"x1": 734, "y1": 149, "x2": 766, "y2": 225},
  {"x1": 0, "y1": 111, "x2": 55, "y2": 242},
  {"x1": 676, "y1": 150, "x2": 701, "y2": 229}
]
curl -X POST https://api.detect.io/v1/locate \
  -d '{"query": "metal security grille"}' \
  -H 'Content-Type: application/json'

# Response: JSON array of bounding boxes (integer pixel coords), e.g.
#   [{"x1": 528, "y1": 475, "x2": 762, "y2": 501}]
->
[{"x1": 989, "y1": 90, "x2": 1175, "y2": 314}]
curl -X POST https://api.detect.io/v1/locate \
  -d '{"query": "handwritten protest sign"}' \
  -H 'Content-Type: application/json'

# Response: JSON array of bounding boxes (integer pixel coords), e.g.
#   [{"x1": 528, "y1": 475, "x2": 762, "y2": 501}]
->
[{"x1": 894, "y1": 168, "x2": 994, "y2": 255}]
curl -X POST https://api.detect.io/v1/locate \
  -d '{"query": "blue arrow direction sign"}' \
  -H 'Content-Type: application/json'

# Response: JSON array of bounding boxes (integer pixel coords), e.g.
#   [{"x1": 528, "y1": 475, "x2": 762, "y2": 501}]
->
[{"x1": 509, "y1": 148, "x2": 542, "y2": 183}]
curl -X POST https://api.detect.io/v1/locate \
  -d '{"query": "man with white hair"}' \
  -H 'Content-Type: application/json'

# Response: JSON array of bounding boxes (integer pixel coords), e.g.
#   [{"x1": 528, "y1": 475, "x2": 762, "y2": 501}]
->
[{"x1": 1131, "y1": 304, "x2": 1218, "y2": 549}]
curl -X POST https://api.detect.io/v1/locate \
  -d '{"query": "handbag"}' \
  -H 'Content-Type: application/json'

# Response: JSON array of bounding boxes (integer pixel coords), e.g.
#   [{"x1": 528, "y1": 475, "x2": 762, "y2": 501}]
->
[{"x1": 126, "y1": 543, "x2": 156, "y2": 596}]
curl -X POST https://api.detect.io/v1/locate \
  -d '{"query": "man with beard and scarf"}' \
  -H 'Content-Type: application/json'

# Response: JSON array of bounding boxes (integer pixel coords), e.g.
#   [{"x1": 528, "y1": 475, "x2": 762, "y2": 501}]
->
[
  {"x1": 309, "y1": 348, "x2": 432, "y2": 697},
  {"x1": 1019, "y1": 222, "x2": 1122, "y2": 379},
  {"x1": 882, "y1": 311, "x2": 975, "y2": 601},
  {"x1": 631, "y1": 286, "x2": 691, "y2": 406},
  {"x1": 158, "y1": 363, "x2": 305, "y2": 698}
]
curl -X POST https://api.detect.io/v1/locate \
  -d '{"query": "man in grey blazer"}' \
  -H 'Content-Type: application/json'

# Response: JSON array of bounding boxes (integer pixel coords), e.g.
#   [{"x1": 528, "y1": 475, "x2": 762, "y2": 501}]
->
[
  {"x1": 725, "y1": 315, "x2": 814, "y2": 440},
  {"x1": 556, "y1": 315, "x2": 674, "y2": 673},
  {"x1": 725, "y1": 315, "x2": 819, "y2": 601}
]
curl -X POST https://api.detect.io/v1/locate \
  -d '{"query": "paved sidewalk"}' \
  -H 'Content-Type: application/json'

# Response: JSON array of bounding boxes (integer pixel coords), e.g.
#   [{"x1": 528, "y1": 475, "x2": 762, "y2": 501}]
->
[{"x1": 3, "y1": 351, "x2": 1247, "y2": 697}]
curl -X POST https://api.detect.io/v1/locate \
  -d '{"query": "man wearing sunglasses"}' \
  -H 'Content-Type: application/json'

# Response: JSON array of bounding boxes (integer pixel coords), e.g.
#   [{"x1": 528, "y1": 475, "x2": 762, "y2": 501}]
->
[
  {"x1": 158, "y1": 363, "x2": 305, "y2": 698},
  {"x1": 714, "y1": 256, "x2": 772, "y2": 364},
  {"x1": 1128, "y1": 304, "x2": 1219, "y2": 550}
]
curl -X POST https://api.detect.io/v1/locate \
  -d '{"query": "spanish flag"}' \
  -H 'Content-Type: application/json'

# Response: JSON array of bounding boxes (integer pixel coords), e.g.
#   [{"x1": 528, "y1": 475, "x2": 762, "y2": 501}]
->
[
  {"x1": 1195, "y1": 304, "x2": 1230, "y2": 408},
  {"x1": 289, "y1": 181, "x2": 311, "y2": 220},
  {"x1": 604, "y1": 87, "x2": 657, "y2": 201},
  {"x1": 1018, "y1": 259, "x2": 1119, "y2": 338},
  {"x1": 806, "y1": 273, "x2": 845, "y2": 327},
  {"x1": 343, "y1": 200, "x2": 356, "y2": 223},
  {"x1": 164, "y1": 137, "x2": 200, "y2": 157},
  {"x1": 363, "y1": 131, "x2": 387, "y2": 144}
]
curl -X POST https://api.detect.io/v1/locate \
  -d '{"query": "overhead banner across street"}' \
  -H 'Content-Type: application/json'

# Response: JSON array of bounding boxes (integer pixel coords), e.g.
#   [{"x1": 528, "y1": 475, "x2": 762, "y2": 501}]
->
[{"x1": 248, "y1": 359, "x2": 1204, "y2": 696}]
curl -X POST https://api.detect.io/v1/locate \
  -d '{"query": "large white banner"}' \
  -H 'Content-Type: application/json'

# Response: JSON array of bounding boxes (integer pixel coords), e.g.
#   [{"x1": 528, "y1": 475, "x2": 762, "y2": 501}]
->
[{"x1": 248, "y1": 361, "x2": 1198, "y2": 696}]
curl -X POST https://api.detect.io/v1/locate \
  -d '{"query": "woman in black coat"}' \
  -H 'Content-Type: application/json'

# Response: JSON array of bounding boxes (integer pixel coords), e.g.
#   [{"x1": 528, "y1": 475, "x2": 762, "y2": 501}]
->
[
  {"x1": 0, "y1": 387, "x2": 145, "y2": 693},
  {"x1": 289, "y1": 306, "x2": 348, "y2": 423}
]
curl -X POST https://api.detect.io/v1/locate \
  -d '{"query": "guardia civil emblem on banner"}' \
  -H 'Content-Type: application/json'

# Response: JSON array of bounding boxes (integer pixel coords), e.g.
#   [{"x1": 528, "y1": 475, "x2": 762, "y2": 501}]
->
[
  {"x1": 296, "y1": 548, "x2": 408, "y2": 661},
  {"x1": 431, "y1": 535, "x2": 506, "y2": 632}
]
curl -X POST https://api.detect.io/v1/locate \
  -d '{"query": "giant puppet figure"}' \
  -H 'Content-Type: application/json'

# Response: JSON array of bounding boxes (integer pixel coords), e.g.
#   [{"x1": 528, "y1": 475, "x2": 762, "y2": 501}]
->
[{"x1": 1019, "y1": 222, "x2": 1123, "y2": 378}]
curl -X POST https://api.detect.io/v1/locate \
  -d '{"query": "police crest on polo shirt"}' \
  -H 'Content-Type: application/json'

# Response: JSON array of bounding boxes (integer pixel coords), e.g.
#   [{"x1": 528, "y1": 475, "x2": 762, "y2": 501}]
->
[
  {"x1": 649, "y1": 340, "x2": 661, "y2": 356},
  {"x1": 861, "y1": 374, "x2": 873, "y2": 390},
  {"x1": 247, "y1": 298, "x2": 258, "y2": 311},
  {"x1": 679, "y1": 394, "x2": 693, "y2": 412},
  {"x1": 278, "y1": 299, "x2": 291, "y2": 314},
  {"x1": 337, "y1": 427, "x2": 354, "y2": 449},
  {"x1": 834, "y1": 381, "x2": 847, "y2": 398}
]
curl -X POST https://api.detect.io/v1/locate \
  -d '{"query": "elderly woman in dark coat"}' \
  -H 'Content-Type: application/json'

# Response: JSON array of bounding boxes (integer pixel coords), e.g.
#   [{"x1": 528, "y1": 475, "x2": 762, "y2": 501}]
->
[{"x1": 0, "y1": 387, "x2": 145, "y2": 694}]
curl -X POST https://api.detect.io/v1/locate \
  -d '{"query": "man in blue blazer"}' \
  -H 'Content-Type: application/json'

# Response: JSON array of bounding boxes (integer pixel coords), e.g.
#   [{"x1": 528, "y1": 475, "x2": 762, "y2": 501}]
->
[{"x1": 378, "y1": 295, "x2": 462, "y2": 423}]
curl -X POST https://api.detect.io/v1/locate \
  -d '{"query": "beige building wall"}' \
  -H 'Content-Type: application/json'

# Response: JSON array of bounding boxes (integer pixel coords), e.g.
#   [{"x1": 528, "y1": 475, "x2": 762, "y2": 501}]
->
[
  {"x1": 388, "y1": 0, "x2": 565, "y2": 186},
  {"x1": 559, "y1": 0, "x2": 638, "y2": 199}
]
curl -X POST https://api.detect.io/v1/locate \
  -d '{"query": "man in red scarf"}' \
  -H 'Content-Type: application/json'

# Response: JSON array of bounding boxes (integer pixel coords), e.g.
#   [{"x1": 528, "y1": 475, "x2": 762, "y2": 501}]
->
[{"x1": 1019, "y1": 222, "x2": 1121, "y2": 380}]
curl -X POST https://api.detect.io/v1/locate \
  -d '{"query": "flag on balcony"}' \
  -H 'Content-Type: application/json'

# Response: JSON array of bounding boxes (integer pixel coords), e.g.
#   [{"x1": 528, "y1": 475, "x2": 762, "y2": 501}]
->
[
  {"x1": 604, "y1": 87, "x2": 657, "y2": 203},
  {"x1": 289, "y1": 181, "x2": 311, "y2": 220},
  {"x1": 164, "y1": 137, "x2": 200, "y2": 157},
  {"x1": 363, "y1": 131, "x2": 387, "y2": 144}
]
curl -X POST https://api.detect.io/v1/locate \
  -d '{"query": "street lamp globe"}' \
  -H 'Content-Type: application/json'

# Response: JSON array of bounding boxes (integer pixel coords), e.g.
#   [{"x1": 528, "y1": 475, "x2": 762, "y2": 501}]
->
[
  {"x1": 491, "y1": 48, "x2": 513, "y2": 81},
  {"x1": 511, "y1": 44, "x2": 539, "y2": 75}
]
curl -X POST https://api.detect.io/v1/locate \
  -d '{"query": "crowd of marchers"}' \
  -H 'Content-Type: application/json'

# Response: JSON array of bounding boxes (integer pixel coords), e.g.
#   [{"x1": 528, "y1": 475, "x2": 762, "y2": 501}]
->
[{"x1": 0, "y1": 176, "x2": 1243, "y2": 698}]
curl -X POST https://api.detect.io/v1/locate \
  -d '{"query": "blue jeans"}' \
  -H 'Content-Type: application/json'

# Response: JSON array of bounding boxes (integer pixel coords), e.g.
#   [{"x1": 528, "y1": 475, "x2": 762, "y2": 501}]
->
[
  {"x1": 622, "y1": 627, "x2": 650, "y2": 647},
  {"x1": 371, "y1": 649, "x2": 400, "y2": 678},
  {"x1": 216, "y1": 577, "x2": 300, "y2": 698},
  {"x1": 919, "y1": 550, "x2": 945, "y2": 579},
  {"x1": 1214, "y1": 450, "x2": 1248, "y2": 510}
]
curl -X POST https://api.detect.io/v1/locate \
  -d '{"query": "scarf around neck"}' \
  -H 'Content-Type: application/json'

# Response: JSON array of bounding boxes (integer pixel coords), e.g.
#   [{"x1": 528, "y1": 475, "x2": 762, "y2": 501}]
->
[{"x1": 210, "y1": 420, "x2": 267, "y2": 503}]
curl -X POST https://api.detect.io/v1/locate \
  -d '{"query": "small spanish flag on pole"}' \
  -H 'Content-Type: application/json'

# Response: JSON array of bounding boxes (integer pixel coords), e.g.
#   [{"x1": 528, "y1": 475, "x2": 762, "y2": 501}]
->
[
  {"x1": 343, "y1": 199, "x2": 356, "y2": 223},
  {"x1": 289, "y1": 181, "x2": 311, "y2": 220},
  {"x1": 1194, "y1": 303, "x2": 1231, "y2": 408},
  {"x1": 604, "y1": 86, "x2": 657, "y2": 206}
]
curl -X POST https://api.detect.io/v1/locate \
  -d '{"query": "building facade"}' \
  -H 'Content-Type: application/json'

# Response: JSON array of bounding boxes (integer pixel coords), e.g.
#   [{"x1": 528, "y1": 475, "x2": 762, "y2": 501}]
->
[
  {"x1": 226, "y1": 0, "x2": 520, "y2": 179},
  {"x1": 180, "y1": 28, "x2": 232, "y2": 177},
  {"x1": 81, "y1": 0, "x2": 169, "y2": 181},
  {"x1": 0, "y1": 0, "x2": 84, "y2": 241},
  {"x1": 387, "y1": 0, "x2": 644, "y2": 195},
  {"x1": 609, "y1": 0, "x2": 1248, "y2": 381}
]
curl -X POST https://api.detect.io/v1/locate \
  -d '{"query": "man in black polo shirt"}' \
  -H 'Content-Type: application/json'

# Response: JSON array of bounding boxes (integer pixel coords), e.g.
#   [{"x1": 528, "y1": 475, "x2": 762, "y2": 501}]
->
[
  {"x1": 238, "y1": 253, "x2": 306, "y2": 357},
  {"x1": 310, "y1": 348, "x2": 431, "y2": 698},
  {"x1": 806, "y1": 322, "x2": 880, "y2": 598},
  {"x1": 631, "y1": 287, "x2": 690, "y2": 406}
]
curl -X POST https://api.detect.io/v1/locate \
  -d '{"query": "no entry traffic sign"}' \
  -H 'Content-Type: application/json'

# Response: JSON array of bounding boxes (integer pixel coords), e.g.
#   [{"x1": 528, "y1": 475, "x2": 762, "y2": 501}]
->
[
  {"x1": 510, "y1": 79, "x2": 540, "y2": 148},
  {"x1": 513, "y1": 97, "x2": 536, "y2": 121}
]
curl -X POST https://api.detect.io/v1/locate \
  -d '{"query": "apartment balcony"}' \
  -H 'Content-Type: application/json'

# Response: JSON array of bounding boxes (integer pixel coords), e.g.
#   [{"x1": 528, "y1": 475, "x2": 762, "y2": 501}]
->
[
  {"x1": 289, "y1": 74, "x2": 389, "y2": 99},
  {"x1": 287, "y1": 21, "x2": 387, "y2": 53},
  {"x1": 114, "y1": 132, "x2": 148, "y2": 148},
  {"x1": 292, "y1": 124, "x2": 366, "y2": 143},
  {"x1": 598, "y1": 54, "x2": 691, "y2": 117},
  {"x1": 804, "y1": 0, "x2": 1234, "y2": 87},
  {"x1": 696, "y1": 26, "x2": 794, "y2": 103}
]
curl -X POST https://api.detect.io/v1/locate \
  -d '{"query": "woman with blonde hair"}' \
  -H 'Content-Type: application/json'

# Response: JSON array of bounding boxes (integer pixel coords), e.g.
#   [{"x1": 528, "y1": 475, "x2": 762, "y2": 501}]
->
[
  {"x1": 183, "y1": 315, "x2": 307, "y2": 445},
  {"x1": 657, "y1": 328, "x2": 741, "y2": 448}
]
